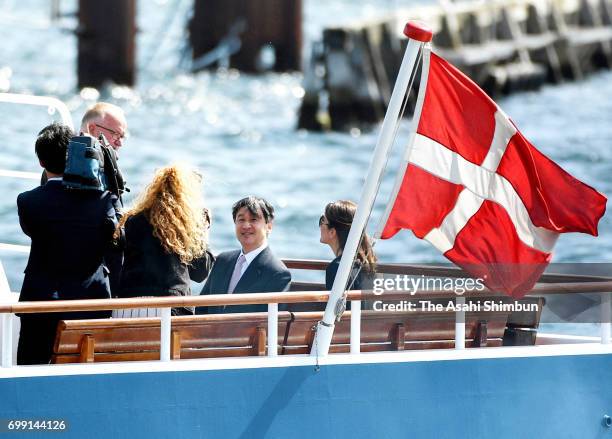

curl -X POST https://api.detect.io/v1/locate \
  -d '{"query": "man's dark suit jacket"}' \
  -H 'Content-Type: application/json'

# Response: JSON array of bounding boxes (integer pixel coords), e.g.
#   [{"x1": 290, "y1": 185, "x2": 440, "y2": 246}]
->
[
  {"x1": 16, "y1": 180, "x2": 118, "y2": 364},
  {"x1": 42, "y1": 170, "x2": 124, "y2": 296},
  {"x1": 196, "y1": 247, "x2": 291, "y2": 314}
]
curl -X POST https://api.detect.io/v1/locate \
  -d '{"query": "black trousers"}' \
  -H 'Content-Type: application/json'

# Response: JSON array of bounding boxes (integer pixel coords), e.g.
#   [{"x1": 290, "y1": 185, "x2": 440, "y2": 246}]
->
[
  {"x1": 17, "y1": 315, "x2": 59, "y2": 365},
  {"x1": 17, "y1": 311, "x2": 111, "y2": 365}
]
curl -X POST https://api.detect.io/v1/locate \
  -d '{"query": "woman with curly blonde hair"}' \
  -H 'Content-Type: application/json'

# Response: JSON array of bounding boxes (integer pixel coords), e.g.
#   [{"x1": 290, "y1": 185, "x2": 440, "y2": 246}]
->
[{"x1": 115, "y1": 164, "x2": 214, "y2": 315}]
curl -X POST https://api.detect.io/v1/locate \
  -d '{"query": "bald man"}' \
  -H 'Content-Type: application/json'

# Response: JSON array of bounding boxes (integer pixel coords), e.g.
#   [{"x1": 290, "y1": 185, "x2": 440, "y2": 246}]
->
[
  {"x1": 41, "y1": 102, "x2": 128, "y2": 185},
  {"x1": 80, "y1": 102, "x2": 128, "y2": 153},
  {"x1": 79, "y1": 103, "x2": 128, "y2": 297}
]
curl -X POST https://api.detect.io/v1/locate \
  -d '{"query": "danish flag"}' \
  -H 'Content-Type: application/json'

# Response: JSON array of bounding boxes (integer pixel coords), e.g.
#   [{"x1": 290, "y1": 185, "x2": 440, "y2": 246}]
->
[{"x1": 380, "y1": 53, "x2": 607, "y2": 298}]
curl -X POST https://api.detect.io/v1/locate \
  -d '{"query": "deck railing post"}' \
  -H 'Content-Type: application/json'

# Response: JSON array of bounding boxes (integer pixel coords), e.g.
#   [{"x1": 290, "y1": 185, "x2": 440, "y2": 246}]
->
[
  {"x1": 160, "y1": 308, "x2": 171, "y2": 361},
  {"x1": 350, "y1": 300, "x2": 361, "y2": 354},
  {"x1": 0, "y1": 260, "x2": 13, "y2": 367},
  {"x1": 1, "y1": 313, "x2": 13, "y2": 367},
  {"x1": 267, "y1": 303, "x2": 278, "y2": 357},
  {"x1": 601, "y1": 292, "x2": 611, "y2": 345},
  {"x1": 455, "y1": 296, "x2": 466, "y2": 349}
]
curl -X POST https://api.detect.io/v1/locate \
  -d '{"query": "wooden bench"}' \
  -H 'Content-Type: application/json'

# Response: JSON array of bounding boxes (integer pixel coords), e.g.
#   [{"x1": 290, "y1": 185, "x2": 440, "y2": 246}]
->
[
  {"x1": 281, "y1": 309, "x2": 510, "y2": 354},
  {"x1": 291, "y1": 280, "x2": 543, "y2": 346},
  {"x1": 52, "y1": 308, "x2": 510, "y2": 364},
  {"x1": 52, "y1": 312, "x2": 294, "y2": 363}
]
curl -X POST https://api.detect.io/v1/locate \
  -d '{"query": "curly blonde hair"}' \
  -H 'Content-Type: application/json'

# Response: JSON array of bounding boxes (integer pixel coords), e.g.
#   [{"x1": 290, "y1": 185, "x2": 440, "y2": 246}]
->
[{"x1": 116, "y1": 164, "x2": 208, "y2": 264}]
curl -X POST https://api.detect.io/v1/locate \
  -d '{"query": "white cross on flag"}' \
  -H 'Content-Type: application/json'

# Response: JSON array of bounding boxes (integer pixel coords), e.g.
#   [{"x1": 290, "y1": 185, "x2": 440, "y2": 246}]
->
[{"x1": 380, "y1": 53, "x2": 607, "y2": 298}]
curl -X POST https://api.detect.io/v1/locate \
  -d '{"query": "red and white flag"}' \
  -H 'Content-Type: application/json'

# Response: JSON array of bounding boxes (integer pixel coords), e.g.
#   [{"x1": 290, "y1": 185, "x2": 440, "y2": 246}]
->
[{"x1": 379, "y1": 52, "x2": 607, "y2": 298}]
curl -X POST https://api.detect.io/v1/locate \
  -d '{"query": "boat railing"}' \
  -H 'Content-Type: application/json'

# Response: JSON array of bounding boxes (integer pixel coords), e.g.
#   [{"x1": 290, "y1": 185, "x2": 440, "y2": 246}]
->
[
  {"x1": 283, "y1": 258, "x2": 612, "y2": 285},
  {"x1": 0, "y1": 92, "x2": 73, "y2": 182},
  {"x1": 1, "y1": 280, "x2": 611, "y2": 368},
  {"x1": 0, "y1": 92, "x2": 73, "y2": 129}
]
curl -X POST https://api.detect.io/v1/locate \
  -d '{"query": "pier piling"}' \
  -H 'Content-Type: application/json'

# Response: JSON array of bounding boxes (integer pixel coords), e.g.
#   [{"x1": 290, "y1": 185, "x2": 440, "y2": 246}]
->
[
  {"x1": 189, "y1": 0, "x2": 302, "y2": 72},
  {"x1": 298, "y1": 0, "x2": 612, "y2": 130},
  {"x1": 77, "y1": 0, "x2": 136, "y2": 89}
]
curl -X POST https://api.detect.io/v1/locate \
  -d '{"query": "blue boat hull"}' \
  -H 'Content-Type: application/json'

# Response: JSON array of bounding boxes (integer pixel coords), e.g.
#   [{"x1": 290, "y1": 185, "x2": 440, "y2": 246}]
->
[{"x1": 1, "y1": 351, "x2": 612, "y2": 438}]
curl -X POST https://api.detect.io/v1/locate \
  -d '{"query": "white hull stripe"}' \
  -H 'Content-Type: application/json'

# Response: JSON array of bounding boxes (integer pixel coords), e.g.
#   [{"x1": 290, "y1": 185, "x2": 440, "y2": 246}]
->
[
  {"x1": 408, "y1": 128, "x2": 558, "y2": 253},
  {"x1": 1, "y1": 344, "x2": 611, "y2": 380}
]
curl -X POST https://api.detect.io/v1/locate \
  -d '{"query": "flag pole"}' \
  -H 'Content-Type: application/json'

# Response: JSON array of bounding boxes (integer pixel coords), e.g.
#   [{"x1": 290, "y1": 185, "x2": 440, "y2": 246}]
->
[
  {"x1": 311, "y1": 21, "x2": 433, "y2": 358},
  {"x1": 374, "y1": 43, "x2": 432, "y2": 239}
]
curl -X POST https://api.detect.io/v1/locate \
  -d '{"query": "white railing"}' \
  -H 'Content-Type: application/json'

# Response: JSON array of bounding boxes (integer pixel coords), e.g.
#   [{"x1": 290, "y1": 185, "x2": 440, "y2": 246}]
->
[
  {"x1": 1, "y1": 285, "x2": 611, "y2": 368},
  {"x1": 602, "y1": 292, "x2": 611, "y2": 345},
  {"x1": 0, "y1": 92, "x2": 74, "y2": 182},
  {"x1": 350, "y1": 300, "x2": 361, "y2": 354},
  {"x1": 1, "y1": 248, "x2": 612, "y2": 367},
  {"x1": 455, "y1": 296, "x2": 466, "y2": 350},
  {"x1": 267, "y1": 303, "x2": 278, "y2": 358},
  {"x1": 0, "y1": 261, "x2": 17, "y2": 367},
  {"x1": 0, "y1": 92, "x2": 74, "y2": 129},
  {"x1": 160, "y1": 308, "x2": 172, "y2": 361},
  {"x1": 0, "y1": 169, "x2": 39, "y2": 180},
  {"x1": 0, "y1": 243, "x2": 30, "y2": 253}
]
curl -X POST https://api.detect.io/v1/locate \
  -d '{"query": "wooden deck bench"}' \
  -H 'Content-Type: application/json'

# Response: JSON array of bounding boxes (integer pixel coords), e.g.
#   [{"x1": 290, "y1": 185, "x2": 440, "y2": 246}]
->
[
  {"x1": 52, "y1": 308, "x2": 510, "y2": 364},
  {"x1": 280, "y1": 309, "x2": 510, "y2": 355},
  {"x1": 52, "y1": 312, "x2": 294, "y2": 364}
]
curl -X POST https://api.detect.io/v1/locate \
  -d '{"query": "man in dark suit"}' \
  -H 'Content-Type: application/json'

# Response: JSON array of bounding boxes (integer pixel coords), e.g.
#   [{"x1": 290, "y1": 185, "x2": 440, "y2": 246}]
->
[
  {"x1": 17, "y1": 123, "x2": 118, "y2": 365},
  {"x1": 197, "y1": 196, "x2": 291, "y2": 314},
  {"x1": 40, "y1": 103, "x2": 127, "y2": 296}
]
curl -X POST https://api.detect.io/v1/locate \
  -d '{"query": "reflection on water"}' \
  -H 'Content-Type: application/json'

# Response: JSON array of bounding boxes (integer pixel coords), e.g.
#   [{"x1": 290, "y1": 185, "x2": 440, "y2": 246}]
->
[{"x1": 0, "y1": 1, "x2": 610, "y2": 301}]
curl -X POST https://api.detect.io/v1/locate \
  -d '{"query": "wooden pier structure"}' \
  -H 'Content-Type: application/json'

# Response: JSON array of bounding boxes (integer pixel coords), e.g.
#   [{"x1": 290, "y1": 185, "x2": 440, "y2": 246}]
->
[
  {"x1": 77, "y1": 0, "x2": 136, "y2": 89},
  {"x1": 188, "y1": 0, "x2": 302, "y2": 72},
  {"x1": 298, "y1": 0, "x2": 612, "y2": 130}
]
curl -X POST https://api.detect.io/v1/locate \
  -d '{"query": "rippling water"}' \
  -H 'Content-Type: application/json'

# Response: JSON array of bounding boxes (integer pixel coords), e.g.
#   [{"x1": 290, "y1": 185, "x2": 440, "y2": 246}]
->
[{"x1": 0, "y1": 0, "x2": 610, "y2": 294}]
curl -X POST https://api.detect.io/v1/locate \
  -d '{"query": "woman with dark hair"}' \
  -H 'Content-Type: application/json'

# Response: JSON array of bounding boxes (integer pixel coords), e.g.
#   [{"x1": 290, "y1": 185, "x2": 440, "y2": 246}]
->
[
  {"x1": 319, "y1": 200, "x2": 377, "y2": 291},
  {"x1": 114, "y1": 164, "x2": 214, "y2": 316}
]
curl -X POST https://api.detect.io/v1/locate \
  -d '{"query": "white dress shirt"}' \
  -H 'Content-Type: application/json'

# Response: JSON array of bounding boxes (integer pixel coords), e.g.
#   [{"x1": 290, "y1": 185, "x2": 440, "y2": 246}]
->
[{"x1": 238, "y1": 242, "x2": 268, "y2": 276}]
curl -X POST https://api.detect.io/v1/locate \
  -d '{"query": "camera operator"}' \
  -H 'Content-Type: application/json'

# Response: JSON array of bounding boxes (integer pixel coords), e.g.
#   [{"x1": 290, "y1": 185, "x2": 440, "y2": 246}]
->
[
  {"x1": 40, "y1": 103, "x2": 128, "y2": 295},
  {"x1": 17, "y1": 123, "x2": 119, "y2": 364}
]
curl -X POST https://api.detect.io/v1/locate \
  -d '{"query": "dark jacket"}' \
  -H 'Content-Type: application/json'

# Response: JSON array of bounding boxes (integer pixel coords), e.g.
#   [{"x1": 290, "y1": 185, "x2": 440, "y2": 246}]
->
[
  {"x1": 16, "y1": 180, "x2": 118, "y2": 365},
  {"x1": 325, "y1": 255, "x2": 375, "y2": 291},
  {"x1": 42, "y1": 170, "x2": 124, "y2": 296},
  {"x1": 17, "y1": 180, "x2": 118, "y2": 302},
  {"x1": 197, "y1": 247, "x2": 291, "y2": 314},
  {"x1": 118, "y1": 213, "x2": 214, "y2": 308}
]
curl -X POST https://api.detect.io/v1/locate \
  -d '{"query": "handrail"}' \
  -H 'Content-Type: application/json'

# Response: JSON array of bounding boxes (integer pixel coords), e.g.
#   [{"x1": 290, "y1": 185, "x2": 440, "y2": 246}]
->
[
  {"x1": 0, "y1": 243, "x2": 30, "y2": 253},
  {"x1": 0, "y1": 169, "x2": 39, "y2": 180},
  {"x1": 0, "y1": 291, "x2": 330, "y2": 314},
  {"x1": 0, "y1": 92, "x2": 74, "y2": 129},
  {"x1": 2, "y1": 285, "x2": 611, "y2": 366},
  {"x1": 0, "y1": 248, "x2": 609, "y2": 284},
  {"x1": 3, "y1": 281, "x2": 612, "y2": 314},
  {"x1": 0, "y1": 92, "x2": 73, "y2": 184}
]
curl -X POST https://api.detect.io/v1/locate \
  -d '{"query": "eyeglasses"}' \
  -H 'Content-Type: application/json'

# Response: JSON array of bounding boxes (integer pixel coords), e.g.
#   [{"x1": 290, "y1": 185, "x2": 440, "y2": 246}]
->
[
  {"x1": 95, "y1": 123, "x2": 128, "y2": 142},
  {"x1": 318, "y1": 215, "x2": 329, "y2": 227}
]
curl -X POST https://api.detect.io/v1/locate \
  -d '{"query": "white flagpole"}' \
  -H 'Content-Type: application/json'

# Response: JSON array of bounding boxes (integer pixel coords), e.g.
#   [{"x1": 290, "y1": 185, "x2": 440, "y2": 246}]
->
[
  {"x1": 374, "y1": 44, "x2": 432, "y2": 238},
  {"x1": 311, "y1": 22, "x2": 433, "y2": 358}
]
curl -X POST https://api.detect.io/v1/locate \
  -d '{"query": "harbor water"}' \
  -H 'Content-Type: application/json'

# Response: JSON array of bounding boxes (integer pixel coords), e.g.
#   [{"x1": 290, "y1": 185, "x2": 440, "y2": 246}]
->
[{"x1": 0, "y1": 0, "x2": 610, "y2": 299}]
